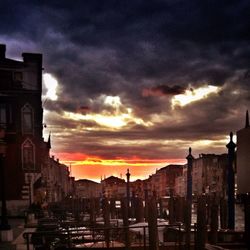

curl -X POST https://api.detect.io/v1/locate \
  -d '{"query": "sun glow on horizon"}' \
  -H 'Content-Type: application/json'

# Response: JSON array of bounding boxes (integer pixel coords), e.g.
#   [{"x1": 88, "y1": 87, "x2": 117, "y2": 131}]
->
[
  {"x1": 171, "y1": 85, "x2": 221, "y2": 108},
  {"x1": 53, "y1": 152, "x2": 185, "y2": 181}
]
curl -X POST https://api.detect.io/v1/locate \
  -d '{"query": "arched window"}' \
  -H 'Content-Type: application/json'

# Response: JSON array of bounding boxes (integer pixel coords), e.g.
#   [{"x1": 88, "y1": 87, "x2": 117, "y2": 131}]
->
[
  {"x1": 21, "y1": 103, "x2": 33, "y2": 134},
  {"x1": 22, "y1": 138, "x2": 35, "y2": 170}
]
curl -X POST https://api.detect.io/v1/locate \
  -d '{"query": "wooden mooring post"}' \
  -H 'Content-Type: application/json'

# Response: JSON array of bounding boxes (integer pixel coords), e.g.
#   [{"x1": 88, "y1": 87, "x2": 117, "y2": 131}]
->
[
  {"x1": 121, "y1": 197, "x2": 130, "y2": 249},
  {"x1": 243, "y1": 194, "x2": 250, "y2": 249},
  {"x1": 90, "y1": 197, "x2": 96, "y2": 226},
  {"x1": 110, "y1": 198, "x2": 116, "y2": 219},
  {"x1": 144, "y1": 185, "x2": 149, "y2": 222},
  {"x1": 148, "y1": 195, "x2": 159, "y2": 250},
  {"x1": 168, "y1": 194, "x2": 175, "y2": 224},
  {"x1": 219, "y1": 198, "x2": 227, "y2": 229},
  {"x1": 135, "y1": 197, "x2": 144, "y2": 223},
  {"x1": 210, "y1": 196, "x2": 218, "y2": 244},
  {"x1": 175, "y1": 196, "x2": 185, "y2": 223},
  {"x1": 195, "y1": 195, "x2": 207, "y2": 250},
  {"x1": 102, "y1": 197, "x2": 110, "y2": 248}
]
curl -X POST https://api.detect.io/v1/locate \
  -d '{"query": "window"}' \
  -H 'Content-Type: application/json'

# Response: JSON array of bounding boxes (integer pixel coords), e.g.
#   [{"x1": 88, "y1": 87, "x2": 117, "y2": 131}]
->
[
  {"x1": 0, "y1": 104, "x2": 6, "y2": 126},
  {"x1": 0, "y1": 70, "x2": 12, "y2": 89},
  {"x1": 12, "y1": 71, "x2": 23, "y2": 88},
  {"x1": 22, "y1": 138, "x2": 35, "y2": 170},
  {"x1": 21, "y1": 104, "x2": 33, "y2": 134},
  {"x1": 13, "y1": 71, "x2": 23, "y2": 82}
]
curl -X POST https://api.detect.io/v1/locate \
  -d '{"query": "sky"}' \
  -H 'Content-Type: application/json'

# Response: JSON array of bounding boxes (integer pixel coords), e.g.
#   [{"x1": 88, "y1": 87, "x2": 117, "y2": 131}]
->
[{"x1": 1, "y1": 0, "x2": 250, "y2": 181}]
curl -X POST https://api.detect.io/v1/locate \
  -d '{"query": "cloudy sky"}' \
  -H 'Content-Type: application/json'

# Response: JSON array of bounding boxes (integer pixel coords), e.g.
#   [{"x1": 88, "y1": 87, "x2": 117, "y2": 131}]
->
[{"x1": 1, "y1": 0, "x2": 250, "y2": 181}]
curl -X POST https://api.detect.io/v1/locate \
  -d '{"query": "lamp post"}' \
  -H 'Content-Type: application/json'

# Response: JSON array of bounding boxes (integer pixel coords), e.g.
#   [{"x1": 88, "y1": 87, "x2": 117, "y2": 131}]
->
[
  {"x1": 0, "y1": 128, "x2": 10, "y2": 230},
  {"x1": 185, "y1": 147, "x2": 194, "y2": 250},
  {"x1": 226, "y1": 132, "x2": 236, "y2": 230},
  {"x1": 186, "y1": 147, "x2": 194, "y2": 203},
  {"x1": 126, "y1": 169, "x2": 130, "y2": 213}
]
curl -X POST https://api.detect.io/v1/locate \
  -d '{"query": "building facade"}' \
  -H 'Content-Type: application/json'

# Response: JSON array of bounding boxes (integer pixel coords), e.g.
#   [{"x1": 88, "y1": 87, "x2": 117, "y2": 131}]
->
[
  {"x1": 147, "y1": 165, "x2": 183, "y2": 197},
  {"x1": 101, "y1": 176, "x2": 126, "y2": 198},
  {"x1": 0, "y1": 44, "x2": 44, "y2": 213},
  {"x1": 0, "y1": 44, "x2": 73, "y2": 214},
  {"x1": 191, "y1": 154, "x2": 227, "y2": 197},
  {"x1": 75, "y1": 179, "x2": 101, "y2": 198},
  {"x1": 236, "y1": 111, "x2": 250, "y2": 194}
]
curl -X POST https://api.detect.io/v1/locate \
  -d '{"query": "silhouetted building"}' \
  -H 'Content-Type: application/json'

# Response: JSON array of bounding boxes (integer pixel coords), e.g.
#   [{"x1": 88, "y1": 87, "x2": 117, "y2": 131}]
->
[
  {"x1": 0, "y1": 44, "x2": 44, "y2": 213},
  {"x1": 0, "y1": 45, "x2": 73, "y2": 214},
  {"x1": 236, "y1": 110, "x2": 250, "y2": 194}
]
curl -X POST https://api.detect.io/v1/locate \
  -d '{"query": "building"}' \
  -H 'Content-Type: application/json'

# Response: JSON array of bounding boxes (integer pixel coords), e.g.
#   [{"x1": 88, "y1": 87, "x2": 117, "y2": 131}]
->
[
  {"x1": 0, "y1": 44, "x2": 73, "y2": 214},
  {"x1": 148, "y1": 165, "x2": 183, "y2": 197},
  {"x1": 192, "y1": 154, "x2": 227, "y2": 197},
  {"x1": 75, "y1": 179, "x2": 101, "y2": 198},
  {"x1": 130, "y1": 179, "x2": 144, "y2": 198},
  {"x1": 236, "y1": 110, "x2": 250, "y2": 194},
  {"x1": 101, "y1": 176, "x2": 126, "y2": 198},
  {"x1": 174, "y1": 165, "x2": 186, "y2": 197},
  {"x1": 45, "y1": 156, "x2": 73, "y2": 202},
  {"x1": 0, "y1": 44, "x2": 44, "y2": 214}
]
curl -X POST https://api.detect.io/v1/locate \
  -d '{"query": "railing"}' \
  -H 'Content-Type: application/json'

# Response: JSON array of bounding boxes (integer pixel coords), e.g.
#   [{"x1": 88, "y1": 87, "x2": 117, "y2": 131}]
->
[{"x1": 23, "y1": 223, "x2": 184, "y2": 249}]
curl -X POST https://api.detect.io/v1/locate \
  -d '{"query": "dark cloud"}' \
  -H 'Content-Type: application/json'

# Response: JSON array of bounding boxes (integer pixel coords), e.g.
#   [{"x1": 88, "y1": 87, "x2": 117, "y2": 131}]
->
[
  {"x1": 1, "y1": 0, "x2": 250, "y2": 165},
  {"x1": 77, "y1": 106, "x2": 90, "y2": 114},
  {"x1": 142, "y1": 85, "x2": 186, "y2": 97}
]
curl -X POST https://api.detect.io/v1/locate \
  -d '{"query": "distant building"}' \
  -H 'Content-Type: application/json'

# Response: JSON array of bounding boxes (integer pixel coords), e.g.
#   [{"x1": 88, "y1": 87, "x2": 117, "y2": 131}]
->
[
  {"x1": 130, "y1": 179, "x2": 144, "y2": 198},
  {"x1": 75, "y1": 179, "x2": 101, "y2": 198},
  {"x1": 101, "y1": 176, "x2": 126, "y2": 198},
  {"x1": 174, "y1": 165, "x2": 186, "y2": 197},
  {"x1": 148, "y1": 165, "x2": 183, "y2": 197},
  {"x1": 192, "y1": 154, "x2": 227, "y2": 197},
  {"x1": 44, "y1": 156, "x2": 73, "y2": 202},
  {"x1": 236, "y1": 111, "x2": 250, "y2": 194}
]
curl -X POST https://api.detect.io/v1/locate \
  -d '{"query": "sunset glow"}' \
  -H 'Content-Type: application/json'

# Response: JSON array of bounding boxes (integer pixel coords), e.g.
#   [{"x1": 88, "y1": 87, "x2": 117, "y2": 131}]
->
[{"x1": 54, "y1": 152, "x2": 185, "y2": 181}]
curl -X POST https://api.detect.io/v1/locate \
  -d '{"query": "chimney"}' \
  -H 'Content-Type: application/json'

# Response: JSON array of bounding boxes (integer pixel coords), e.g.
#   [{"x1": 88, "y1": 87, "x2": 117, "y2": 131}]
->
[
  {"x1": 22, "y1": 52, "x2": 42, "y2": 64},
  {"x1": 0, "y1": 44, "x2": 6, "y2": 59}
]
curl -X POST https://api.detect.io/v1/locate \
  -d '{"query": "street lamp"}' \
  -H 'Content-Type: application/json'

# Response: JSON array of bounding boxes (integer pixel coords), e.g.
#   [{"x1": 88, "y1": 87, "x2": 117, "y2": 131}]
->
[
  {"x1": 185, "y1": 147, "x2": 194, "y2": 250},
  {"x1": 0, "y1": 127, "x2": 10, "y2": 230},
  {"x1": 226, "y1": 132, "x2": 236, "y2": 230},
  {"x1": 126, "y1": 169, "x2": 130, "y2": 211}
]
